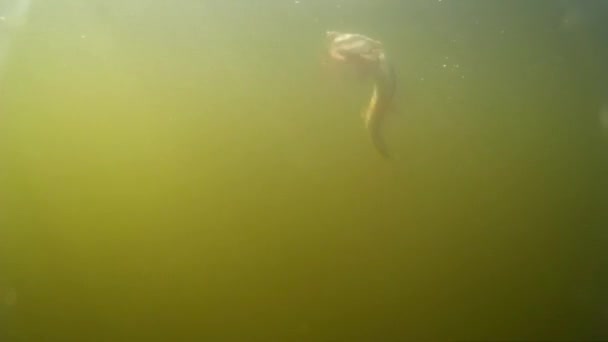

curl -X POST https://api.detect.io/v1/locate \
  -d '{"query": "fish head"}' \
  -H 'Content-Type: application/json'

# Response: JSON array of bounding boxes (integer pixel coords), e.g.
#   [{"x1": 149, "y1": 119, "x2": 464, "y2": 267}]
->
[{"x1": 326, "y1": 31, "x2": 384, "y2": 65}]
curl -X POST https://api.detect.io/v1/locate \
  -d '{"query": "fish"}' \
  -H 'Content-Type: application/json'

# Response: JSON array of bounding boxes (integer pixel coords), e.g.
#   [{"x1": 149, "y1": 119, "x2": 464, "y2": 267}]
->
[{"x1": 326, "y1": 31, "x2": 397, "y2": 158}]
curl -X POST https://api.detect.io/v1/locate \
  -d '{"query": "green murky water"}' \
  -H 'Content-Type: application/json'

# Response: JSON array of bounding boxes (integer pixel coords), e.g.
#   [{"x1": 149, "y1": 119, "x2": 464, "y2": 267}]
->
[{"x1": 1, "y1": 1, "x2": 607, "y2": 340}]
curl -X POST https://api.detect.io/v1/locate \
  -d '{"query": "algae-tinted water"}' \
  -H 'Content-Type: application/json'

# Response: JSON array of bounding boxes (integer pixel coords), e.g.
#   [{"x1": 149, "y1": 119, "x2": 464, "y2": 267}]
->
[{"x1": 0, "y1": 1, "x2": 607, "y2": 341}]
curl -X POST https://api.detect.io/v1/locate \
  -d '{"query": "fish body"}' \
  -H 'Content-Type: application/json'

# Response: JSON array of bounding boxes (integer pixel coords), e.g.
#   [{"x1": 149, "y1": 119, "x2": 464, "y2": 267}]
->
[
  {"x1": 326, "y1": 31, "x2": 396, "y2": 158},
  {"x1": 363, "y1": 54, "x2": 396, "y2": 158}
]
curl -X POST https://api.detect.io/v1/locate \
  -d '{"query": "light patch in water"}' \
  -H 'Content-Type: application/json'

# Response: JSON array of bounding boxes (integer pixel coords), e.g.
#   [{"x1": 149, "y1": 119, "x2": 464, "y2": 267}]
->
[{"x1": 0, "y1": 0, "x2": 32, "y2": 80}]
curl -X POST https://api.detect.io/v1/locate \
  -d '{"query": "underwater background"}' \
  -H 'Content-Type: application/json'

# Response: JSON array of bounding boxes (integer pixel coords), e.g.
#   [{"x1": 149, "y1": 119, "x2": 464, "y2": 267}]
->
[{"x1": 1, "y1": 0, "x2": 607, "y2": 341}]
